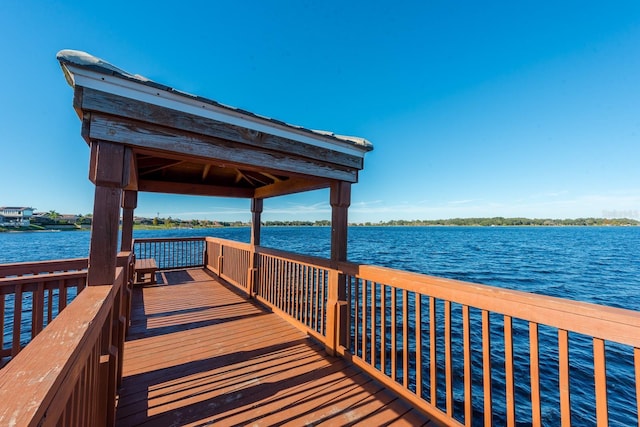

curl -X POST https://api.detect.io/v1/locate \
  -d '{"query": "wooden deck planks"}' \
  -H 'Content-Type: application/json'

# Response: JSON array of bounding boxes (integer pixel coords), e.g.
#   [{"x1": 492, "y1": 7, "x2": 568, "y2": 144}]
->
[{"x1": 116, "y1": 268, "x2": 433, "y2": 426}]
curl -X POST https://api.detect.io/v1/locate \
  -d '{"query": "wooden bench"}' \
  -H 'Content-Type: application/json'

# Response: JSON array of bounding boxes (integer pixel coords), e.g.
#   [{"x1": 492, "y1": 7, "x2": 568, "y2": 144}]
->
[{"x1": 134, "y1": 258, "x2": 158, "y2": 285}]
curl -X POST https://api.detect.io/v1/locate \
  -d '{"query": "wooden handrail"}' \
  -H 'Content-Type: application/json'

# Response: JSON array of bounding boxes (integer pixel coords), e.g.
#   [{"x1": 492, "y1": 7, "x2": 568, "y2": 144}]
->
[
  {"x1": 202, "y1": 236, "x2": 640, "y2": 426},
  {"x1": 0, "y1": 263, "x2": 129, "y2": 426},
  {"x1": 341, "y1": 262, "x2": 640, "y2": 425},
  {"x1": 1, "y1": 260, "x2": 89, "y2": 362},
  {"x1": 0, "y1": 257, "x2": 87, "y2": 278},
  {"x1": 0, "y1": 251, "x2": 134, "y2": 425},
  {"x1": 342, "y1": 263, "x2": 640, "y2": 347}
]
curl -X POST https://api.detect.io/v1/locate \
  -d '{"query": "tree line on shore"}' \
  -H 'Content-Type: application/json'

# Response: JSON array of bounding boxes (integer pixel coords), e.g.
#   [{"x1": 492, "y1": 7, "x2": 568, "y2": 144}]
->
[
  {"x1": 138, "y1": 216, "x2": 639, "y2": 228},
  {"x1": 351, "y1": 217, "x2": 639, "y2": 227},
  {"x1": 4, "y1": 214, "x2": 637, "y2": 232}
]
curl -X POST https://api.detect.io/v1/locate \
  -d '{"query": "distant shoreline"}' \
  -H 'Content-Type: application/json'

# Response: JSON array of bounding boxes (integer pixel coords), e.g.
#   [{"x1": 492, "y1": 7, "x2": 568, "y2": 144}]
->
[{"x1": 2, "y1": 217, "x2": 638, "y2": 233}]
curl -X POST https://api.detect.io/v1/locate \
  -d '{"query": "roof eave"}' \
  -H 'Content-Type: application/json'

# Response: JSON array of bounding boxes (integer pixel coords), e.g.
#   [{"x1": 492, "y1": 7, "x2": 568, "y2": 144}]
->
[{"x1": 58, "y1": 51, "x2": 373, "y2": 159}]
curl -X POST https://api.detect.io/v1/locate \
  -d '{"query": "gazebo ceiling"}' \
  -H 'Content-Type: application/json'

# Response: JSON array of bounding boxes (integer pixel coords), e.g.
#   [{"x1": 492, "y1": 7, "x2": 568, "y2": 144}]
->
[{"x1": 57, "y1": 50, "x2": 372, "y2": 199}]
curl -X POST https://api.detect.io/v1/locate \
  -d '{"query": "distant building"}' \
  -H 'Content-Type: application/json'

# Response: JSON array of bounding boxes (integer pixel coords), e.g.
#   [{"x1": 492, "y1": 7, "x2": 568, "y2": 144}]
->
[{"x1": 0, "y1": 207, "x2": 35, "y2": 227}]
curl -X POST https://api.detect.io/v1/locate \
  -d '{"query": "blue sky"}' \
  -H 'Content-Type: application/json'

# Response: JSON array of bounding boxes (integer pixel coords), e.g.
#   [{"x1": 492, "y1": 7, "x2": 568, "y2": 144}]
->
[{"x1": 1, "y1": 1, "x2": 639, "y2": 223}]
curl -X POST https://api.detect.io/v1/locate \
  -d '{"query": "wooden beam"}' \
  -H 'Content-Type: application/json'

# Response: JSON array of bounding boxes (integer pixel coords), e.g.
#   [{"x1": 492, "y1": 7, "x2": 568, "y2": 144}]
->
[
  {"x1": 125, "y1": 148, "x2": 138, "y2": 191},
  {"x1": 80, "y1": 87, "x2": 365, "y2": 170},
  {"x1": 254, "y1": 177, "x2": 329, "y2": 199},
  {"x1": 138, "y1": 179, "x2": 254, "y2": 198},
  {"x1": 88, "y1": 113, "x2": 359, "y2": 182},
  {"x1": 72, "y1": 86, "x2": 85, "y2": 120},
  {"x1": 88, "y1": 141, "x2": 126, "y2": 187}
]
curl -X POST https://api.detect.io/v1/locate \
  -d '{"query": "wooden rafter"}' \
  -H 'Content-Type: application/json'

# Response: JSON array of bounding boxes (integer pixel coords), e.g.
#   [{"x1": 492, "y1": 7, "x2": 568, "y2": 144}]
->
[
  {"x1": 262, "y1": 172, "x2": 282, "y2": 183},
  {"x1": 139, "y1": 160, "x2": 185, "y2": 176},
  {"x1": 201, "y1": 164, "x2": 211, "y2": 181}
]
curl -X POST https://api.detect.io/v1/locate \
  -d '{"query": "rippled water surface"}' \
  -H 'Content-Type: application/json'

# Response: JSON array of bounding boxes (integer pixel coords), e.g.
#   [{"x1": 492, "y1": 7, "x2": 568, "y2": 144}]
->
[{"x1": 2, "y1": 226, "x2": 639, "y2": 425}]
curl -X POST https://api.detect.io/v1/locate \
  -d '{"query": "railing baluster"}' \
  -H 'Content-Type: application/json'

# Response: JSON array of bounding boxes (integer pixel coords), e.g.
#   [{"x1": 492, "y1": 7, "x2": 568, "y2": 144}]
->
[
  {"x1": 314, "y1": 267, "x2": 320, "y2": 332},
  {"x1": 482, "y1": 309, "x2": 492, "y2": 427},
  {"x1": 416, "y1": 294, "x2": 422, "y2": 399},
  {"x1": 354, "y1": 276, "x2": 360, "y2": 357},
  {"x1": 46, "y1": 287, "x2": 54, "y2": 325},
  {"x1": 12, "y1": 286, "x2": 23, "y2": 356},
  {"x1": 430, "y1": 296, "x2": 437, "y2": 405},
  {"x1": 320, "y1": 269, "x2": 326, "y2": 336},
  {"x1": 371, "y1": 281, "x2": 377, "y2": 369},
  {"x1": 593, "y1": 338, "x2": 608, "y2": 426},
  {"x1": 297, "y1": 263, "x2": 302, "y2": 321},
  {"x1": 445, "y1": 300, "x2": 453, "y2": 415},
  {"x1": 362, "y1": 279, "x2": 368, "y2": 362},
  {"x1": 504, "y1": 315, "x2": 515, "y2": 426},
  {"x1": 60, "y1": 280, "x2": 68, "y2": 311},
  {"x1": 558, "y1": 329, "x2": 571, "y2": 427},
  {"x1": 403, "y1": 289, "x2": 409, "y2": 389},
  {"x1": 285, "y1": 261, "x2": 291, "y2": 314},
  {"x1": 529, "y1": 322, "x2": 542, "y2": 426},
  {"x1": 0, "y1": 295, "x2": 5, "y2": 353},
  {"x1": 306, "y1": 265, "x2": 311, "y2": 325},
  {"x1": 298, "y1": 264, "x2": 308, "y2": 326},
  {"x1": 32, "y1": 282, "x2": 45, "y2": 338},
  {"x1": 635, "y1": 347, "x2": 640, "y2": 423},
  {"x1": 463, "y1": 305, "x2": 472, "y2": 427},
  {"x1": 391, "y1": 286, "x2": 397, "y2": 382},
  {"x1": 281, "y1": 259, "x2": 286, "y2": 312},
  {"x1": 381, "y1": 284, "x2": 387, "y2": 376}
]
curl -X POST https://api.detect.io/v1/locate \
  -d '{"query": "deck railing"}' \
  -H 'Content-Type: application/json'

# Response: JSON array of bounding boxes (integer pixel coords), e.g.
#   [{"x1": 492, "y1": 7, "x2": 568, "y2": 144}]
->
[
  {"x1": 254, "y1": 246, "x2": 332, "y2": 343},
  {"x1": 5, "y1": 238, "x2": 635, "y2": 425},
  {"x1": 0, "y1": 258, "x2": 88, "y2": 363},
  {"x1": 133, "y1": 237, "x2": 205, "y2": 270},
  {"x1": 204, "y1": 238, "x2": 252, "y2": 291},
  {"x1": 342, "y1": 263, "x2": 640, "y2": 426},
  {"x1": 205, "y1": 237, "x2": 640, "y2": 427},
  {"x1": 0, "y1": 251, "x2": 133, "y2": 426}
]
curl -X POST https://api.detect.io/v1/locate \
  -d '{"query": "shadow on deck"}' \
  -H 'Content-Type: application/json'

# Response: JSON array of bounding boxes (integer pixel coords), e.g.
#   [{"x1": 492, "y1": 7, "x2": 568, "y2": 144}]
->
[{"x1": 116, "y1": 269, "x2": 434, "y2": 426}]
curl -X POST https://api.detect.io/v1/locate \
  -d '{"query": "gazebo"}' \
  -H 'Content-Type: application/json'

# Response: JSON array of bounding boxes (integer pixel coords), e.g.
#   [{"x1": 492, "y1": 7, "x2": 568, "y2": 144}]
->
[{"x1": 58, "y1": 49, "x2": 372, "y2": 319}]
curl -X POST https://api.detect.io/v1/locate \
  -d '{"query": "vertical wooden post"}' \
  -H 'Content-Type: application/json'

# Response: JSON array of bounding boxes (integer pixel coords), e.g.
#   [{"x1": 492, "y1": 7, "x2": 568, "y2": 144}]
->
[
  {"x1": 330, "y1": 182, "x2": 350, "y2": 263},
  {"x1": 249, "y1": 198, "x2": 263, "y2": 297},
  {"x1": 326, "y1": 181, "x2": 351, "y2": 355},
  {"x1": 251, "y1": 198, "x2": 263, "y2": 247},
  {"x1": 87, "y1": 141, "x2": 127, "y2": 287},
  {"x1": 120, "y1": 190, "x2": 137, "y2": 252},
  {"x1": 87, "y1": 141, "x2": 129, "y2": 427}
]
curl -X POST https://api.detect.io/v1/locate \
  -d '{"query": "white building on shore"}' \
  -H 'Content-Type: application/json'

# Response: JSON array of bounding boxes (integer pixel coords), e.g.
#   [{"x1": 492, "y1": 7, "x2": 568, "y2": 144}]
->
[{"x1": 0, "y1": 207, "x2": 35, "y2": 227}]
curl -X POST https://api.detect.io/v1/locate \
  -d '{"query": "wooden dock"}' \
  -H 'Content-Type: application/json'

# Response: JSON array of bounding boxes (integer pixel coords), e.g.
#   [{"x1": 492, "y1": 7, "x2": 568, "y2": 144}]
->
[
  {"x1": 1, "y1": 52, "x2": 638, "y2": 426},
  {"x1": 115, "y1": 268, "x2": 433, "y2": 426}
]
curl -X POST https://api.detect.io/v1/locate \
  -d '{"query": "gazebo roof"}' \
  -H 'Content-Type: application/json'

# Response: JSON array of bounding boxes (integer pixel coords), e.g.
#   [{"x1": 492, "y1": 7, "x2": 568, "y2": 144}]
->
[{"x1": 58, "y1": 50, "x2": 372, "y2": 199}]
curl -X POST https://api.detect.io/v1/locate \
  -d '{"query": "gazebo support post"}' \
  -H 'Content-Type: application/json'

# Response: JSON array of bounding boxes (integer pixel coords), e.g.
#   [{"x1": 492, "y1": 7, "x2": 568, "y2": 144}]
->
[
  {"x1": 326, "y1": 181, "x2": 351, "y2": 355},
  {"x1": 86, "y1": 141, "x2": 132, "y2": 427},
  {"x1": 249, "y1": 198, "x2": 263, "y2": 297},
  {"x1": 120, "y1": 190, "x2": 137, "y2": 252},
  {"x1": 87, "y1": 142, "x2": 129, "y2": 287}
]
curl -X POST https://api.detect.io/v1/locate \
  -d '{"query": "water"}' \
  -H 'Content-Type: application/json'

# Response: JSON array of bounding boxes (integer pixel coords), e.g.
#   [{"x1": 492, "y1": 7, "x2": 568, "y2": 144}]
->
[{"x1": 1, "y1": 226, "x2": 639, "y2": 425}]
